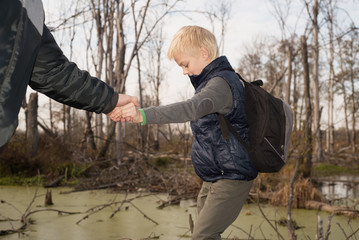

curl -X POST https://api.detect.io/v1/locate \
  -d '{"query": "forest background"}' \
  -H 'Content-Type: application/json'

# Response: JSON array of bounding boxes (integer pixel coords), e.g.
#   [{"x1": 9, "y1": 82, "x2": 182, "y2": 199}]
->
[{"x1": 0, "y1": 0, "x2": 359, "y2": 201}]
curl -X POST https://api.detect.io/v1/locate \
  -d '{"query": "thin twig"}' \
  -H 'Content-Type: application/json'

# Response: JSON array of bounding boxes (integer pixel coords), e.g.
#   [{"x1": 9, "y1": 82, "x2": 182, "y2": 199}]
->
[
  {"x1": 128, "y1": 201, "x2": 159, "y2": 225},
  {"x1": 22, "y1": 171, "x2": 42, "y2": 222},
  {"x1": 0, "y1": 200, "x2": 23, "y2": 216},
  {"x1": 324, "y1": 213, "x2": 334, "y2": 240},
  {"x1": 345, "y1": 226, "x2": 359, "y2": 240},
  {"x1": 256, "y1": 201, "x2": 285, "y2": 240},
  {"x1": 230, "y1": 224, "x2": 254, "y2": 239},
  {"x1": 337, "y1": 222, "x2": 348, "y2": 239}
]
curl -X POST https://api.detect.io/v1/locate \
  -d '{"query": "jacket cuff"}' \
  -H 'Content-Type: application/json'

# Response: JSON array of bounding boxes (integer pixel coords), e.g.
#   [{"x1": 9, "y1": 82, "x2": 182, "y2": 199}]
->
[{"x1": 102, "y1": 93, "x2": 119, "y2": 114}]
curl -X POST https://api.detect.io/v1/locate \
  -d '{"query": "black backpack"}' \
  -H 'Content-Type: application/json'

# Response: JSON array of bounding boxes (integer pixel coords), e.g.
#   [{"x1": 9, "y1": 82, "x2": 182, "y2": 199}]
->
[{"x1": 218, "y1": 73, "x2": 294, "y2": 173}]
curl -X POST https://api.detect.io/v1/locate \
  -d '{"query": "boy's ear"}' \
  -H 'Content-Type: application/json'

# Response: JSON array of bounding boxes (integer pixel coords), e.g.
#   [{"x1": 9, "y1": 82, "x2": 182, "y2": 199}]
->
[{"x1": 199, "y1": 47, "x2": 209, "y2": 59}]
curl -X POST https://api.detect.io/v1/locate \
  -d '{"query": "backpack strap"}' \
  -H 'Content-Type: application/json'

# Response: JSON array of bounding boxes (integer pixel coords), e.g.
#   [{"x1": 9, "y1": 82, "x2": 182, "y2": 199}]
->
[
  {"x1": 237, "y1": 72, "x2": 263, "y2": 87},
  {"x1": 217, "y1": 113, "x2": 250, "y2": 151}
]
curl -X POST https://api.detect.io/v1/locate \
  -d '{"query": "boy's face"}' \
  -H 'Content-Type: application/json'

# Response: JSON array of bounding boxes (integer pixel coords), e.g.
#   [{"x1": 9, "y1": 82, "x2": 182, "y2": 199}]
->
[{"x1": 174, "y1": 48, "x2": 211, "y2": 76}]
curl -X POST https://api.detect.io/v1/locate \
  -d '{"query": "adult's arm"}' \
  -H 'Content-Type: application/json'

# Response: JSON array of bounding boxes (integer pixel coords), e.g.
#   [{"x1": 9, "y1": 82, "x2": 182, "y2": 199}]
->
[{"x1": 29, "y1": 25, "x2": 118, "y2": 114}]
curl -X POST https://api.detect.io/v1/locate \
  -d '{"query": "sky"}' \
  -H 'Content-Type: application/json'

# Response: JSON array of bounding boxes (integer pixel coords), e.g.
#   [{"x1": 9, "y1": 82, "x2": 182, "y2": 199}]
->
[{"x1": 19, "y1": 0, "x2": 359, "y2": 130}]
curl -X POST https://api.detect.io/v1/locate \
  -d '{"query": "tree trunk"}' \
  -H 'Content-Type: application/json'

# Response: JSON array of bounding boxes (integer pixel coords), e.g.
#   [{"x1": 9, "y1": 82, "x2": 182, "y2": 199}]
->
[
  {"x1": 326, "y1": 0, "x2": 335, "y2": 153},
  {"x1": 301, "y1": 35, "x2": 312, "y2": 179},
  {"x1": 81, "y1": 112, "x2": 96, "y2": 151},
  {"x1": 292, "y1": 58, "x2": 299, "y2": 132},
  {"x1": 350, "y1": 68, "x2": 356, "y2": 152},
  {"x1": 49, "y1": 99, "x2": 55, "y2": 133},
  {"x1": 114, "y1": 1, "x2": 126, "y2": 161},
  {"x1": 98, "y1": 121, "x2": 116, "y2": 158},
  {"x1": 26, "y1": 93, "x2": 39, "y2": 157},
  {"x1": 285, "y1": 46, "x2": 292, "y2": 105},
  {"x1": 66, "y1": 106, "x2": 72, "y2": 142},
  {"x1": 91, "y1": 0, "x2": 105, "y2": 148},
  {"x1": 338, "y1": 38, "x2": 351, "y2": 145},
  {"x1": 116, "y1": 122, "x2": 121, "y2": 163},
  {"x1": 311, "y1": 0, "x2": 323, "y2": 162}
]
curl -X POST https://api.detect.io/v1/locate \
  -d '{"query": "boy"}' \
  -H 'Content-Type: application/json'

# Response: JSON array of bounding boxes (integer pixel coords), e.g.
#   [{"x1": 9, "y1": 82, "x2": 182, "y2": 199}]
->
[{"x1": 119, "y1": 25, "x2": 257, "y2": 240}]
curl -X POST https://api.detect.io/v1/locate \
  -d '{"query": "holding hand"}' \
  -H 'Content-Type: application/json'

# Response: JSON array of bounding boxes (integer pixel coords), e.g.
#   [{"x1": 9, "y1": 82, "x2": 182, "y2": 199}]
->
[
  {"x1": 106, "y1": 93, "x2": 139, "y2": 122},
  {"x1": 118, "y1": 102, "x2": 143, "y2": 123}
]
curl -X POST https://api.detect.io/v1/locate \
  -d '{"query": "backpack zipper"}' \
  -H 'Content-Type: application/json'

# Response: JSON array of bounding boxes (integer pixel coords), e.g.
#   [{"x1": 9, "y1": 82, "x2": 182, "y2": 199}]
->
[{"x1": 264, "y1": 137, "x2": 285, "y2": 161}]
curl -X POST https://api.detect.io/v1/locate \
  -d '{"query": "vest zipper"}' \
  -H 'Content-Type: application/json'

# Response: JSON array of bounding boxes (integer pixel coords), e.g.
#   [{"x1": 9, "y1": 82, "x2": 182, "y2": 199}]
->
[{"x1": 264, "y1": 137, "x2": 285, "y2": 161}]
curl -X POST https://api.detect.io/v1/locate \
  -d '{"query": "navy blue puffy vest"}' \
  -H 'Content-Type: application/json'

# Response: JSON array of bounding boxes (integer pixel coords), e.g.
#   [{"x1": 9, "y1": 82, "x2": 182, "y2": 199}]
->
[{"x1": 189, "y1": 56, "x2": 258, "y2": 182}]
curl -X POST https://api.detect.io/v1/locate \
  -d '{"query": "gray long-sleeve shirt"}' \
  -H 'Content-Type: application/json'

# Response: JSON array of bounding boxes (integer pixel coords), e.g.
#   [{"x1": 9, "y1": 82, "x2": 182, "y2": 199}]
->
[{"x1": 143, "y1": 77, "x2": 233, "y2": 124}]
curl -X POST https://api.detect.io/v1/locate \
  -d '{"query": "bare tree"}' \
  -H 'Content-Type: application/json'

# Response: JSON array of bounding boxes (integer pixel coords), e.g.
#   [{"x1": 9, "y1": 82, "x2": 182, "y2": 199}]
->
[
  {"x1": 301, "y1": 35, "x2": 313, "y2": 179},
  {"x1": 346, "y1": 29, "x2": 359, "y2": 152},
  {"x1": 325, "y1": 0, "x2": 337, "y2": 153},
  {"x1": 25, "y1": 93, "x2": 39, "y2": 158},
  {"x1": 304, "y1": 0, "x2": 324, "y2": 163},
  {"x1": 205, "y1": 0, "x2": 232, "y2": 55},
  {"x1": 337, "y1": 37, "x2": 351, "y2": 145},
  {"x1": 269, "y1": 0, "x2": 293, "y2": 103},
  {"x1": 90, "y1": 0, "x2": 107, "y2": 149}
]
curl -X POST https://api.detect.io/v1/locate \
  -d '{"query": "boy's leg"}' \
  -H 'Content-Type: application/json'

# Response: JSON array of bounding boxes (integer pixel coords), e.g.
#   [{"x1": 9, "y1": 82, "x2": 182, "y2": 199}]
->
[
  {"x1": 192, "y1": 179, "x2": 253, "y2": 240},
  {"x1": 196, "y1": 181, "x2": 211, "y2": 215}
]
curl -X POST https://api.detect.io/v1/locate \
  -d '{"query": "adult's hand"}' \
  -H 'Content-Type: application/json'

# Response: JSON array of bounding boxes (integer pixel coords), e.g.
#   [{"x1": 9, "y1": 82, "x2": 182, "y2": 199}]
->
[{"x1": 117, "y1": 93, "x2": 139, "y2": 108}]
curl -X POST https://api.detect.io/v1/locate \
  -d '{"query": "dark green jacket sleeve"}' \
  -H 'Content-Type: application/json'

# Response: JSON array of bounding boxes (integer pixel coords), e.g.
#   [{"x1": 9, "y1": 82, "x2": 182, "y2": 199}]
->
[{"x1": 29, "y1": 26, "x2": 118, "y2": 114}]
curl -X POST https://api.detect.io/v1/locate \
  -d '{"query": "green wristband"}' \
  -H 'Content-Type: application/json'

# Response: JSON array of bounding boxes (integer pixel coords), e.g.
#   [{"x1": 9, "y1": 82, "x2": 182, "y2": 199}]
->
[{"x1": 139, "y1": 109, "x2": 146, "y2": 125}]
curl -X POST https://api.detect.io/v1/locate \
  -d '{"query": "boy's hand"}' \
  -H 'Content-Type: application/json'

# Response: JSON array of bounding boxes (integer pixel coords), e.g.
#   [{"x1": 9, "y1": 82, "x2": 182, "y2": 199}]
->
[
  {"x1": 106, "y1": 106, "x2": 127, "y2": 122},
  {"x1": 118, "y1": 102, "x2": 143, "y2": 123},
  {"x1": 106, "y1": 93, "x2": 139, "y2": 122}
]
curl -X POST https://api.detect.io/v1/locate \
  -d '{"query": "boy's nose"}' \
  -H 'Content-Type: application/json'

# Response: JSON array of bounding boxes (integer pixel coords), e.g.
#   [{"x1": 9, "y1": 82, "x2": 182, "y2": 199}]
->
[{"x1": 182, "y1": 68, "x2": 188, "y2": 75}]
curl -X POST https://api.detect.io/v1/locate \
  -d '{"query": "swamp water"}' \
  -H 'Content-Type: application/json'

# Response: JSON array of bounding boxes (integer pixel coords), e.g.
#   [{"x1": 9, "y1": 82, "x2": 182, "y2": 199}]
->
[
  {"x1": 1, "y1": 185, "x2": 359, "y2": 240},
  {"x1": 318, "y1": 175, "x2": 359, "y2": 200}
]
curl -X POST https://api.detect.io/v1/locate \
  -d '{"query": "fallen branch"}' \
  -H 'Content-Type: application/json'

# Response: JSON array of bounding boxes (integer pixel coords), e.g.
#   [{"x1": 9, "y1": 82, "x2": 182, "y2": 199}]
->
[{"x1": 305, "y1": 201, "x2": 359, "y2": 218}]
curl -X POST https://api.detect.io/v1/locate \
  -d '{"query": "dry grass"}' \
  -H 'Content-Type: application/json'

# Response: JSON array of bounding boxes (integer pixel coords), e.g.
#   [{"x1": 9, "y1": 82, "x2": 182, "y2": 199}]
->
[{"x1": 271, "y1": 177, "x2": 326, "y2": 208}]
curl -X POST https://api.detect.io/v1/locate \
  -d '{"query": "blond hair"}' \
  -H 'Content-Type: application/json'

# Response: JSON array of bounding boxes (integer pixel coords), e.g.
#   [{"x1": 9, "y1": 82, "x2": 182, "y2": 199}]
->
[{"x1": 167, "y1": 26, "x2": 219, "y2": 61}]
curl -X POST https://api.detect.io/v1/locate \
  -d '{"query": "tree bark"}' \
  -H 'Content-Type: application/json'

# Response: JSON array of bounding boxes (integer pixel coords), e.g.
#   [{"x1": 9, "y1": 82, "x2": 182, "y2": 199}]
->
[
  {"x1": 350, "y1": 64, "x2": 356, "y2": 152},
  {"x1": 91, "y1": 0, "x2": 106, "y2": 148},
  {"x1": 301, "y1": 35, "x2": 312, "y2": 179},
  {"x1": 285, "y1": 46, "x2": 292, "y2": 105},
  {"x1": 326, "y1": 0, "x2": 335, "y2": 153},
  {"x1": 311, "y1": 0, "x2": 324, "y2": 163},
  {"x1": 26, "y1": 93, "x2": 39, "y2": 157},
  {"x1": 337, "y1": 38, "x2": 351, "y2": 145},
  {"x1": 81, "y1": 112, "x2": 97, "y2": 151}
]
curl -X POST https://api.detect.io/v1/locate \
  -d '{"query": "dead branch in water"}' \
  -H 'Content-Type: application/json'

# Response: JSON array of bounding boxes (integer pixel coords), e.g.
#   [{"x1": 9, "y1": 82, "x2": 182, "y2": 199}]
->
[
  {"x1": 76, "y1": 193, "x2": 157, "y2": 225},
  {"x1": 0, "y1": 172, "x2": 83, "y2": 237},
  {"x1": 305, "y1": 200, "x2": 359, "y2": 218},
  {"x1": 287, "y1": 157, "x2": 300, "y2": 240}
]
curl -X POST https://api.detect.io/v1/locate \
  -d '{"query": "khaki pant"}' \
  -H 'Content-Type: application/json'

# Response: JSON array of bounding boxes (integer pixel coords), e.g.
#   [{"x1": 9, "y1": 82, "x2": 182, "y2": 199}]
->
[{"x1": 192, "y1": 179, "x2": 253, "y2": 240}]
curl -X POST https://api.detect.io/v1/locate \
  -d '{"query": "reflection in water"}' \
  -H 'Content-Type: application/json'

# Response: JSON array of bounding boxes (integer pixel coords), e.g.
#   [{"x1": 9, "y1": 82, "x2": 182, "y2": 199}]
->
[{"x1": 318, "y1": 175, "x2": 359, "y2": 200}]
